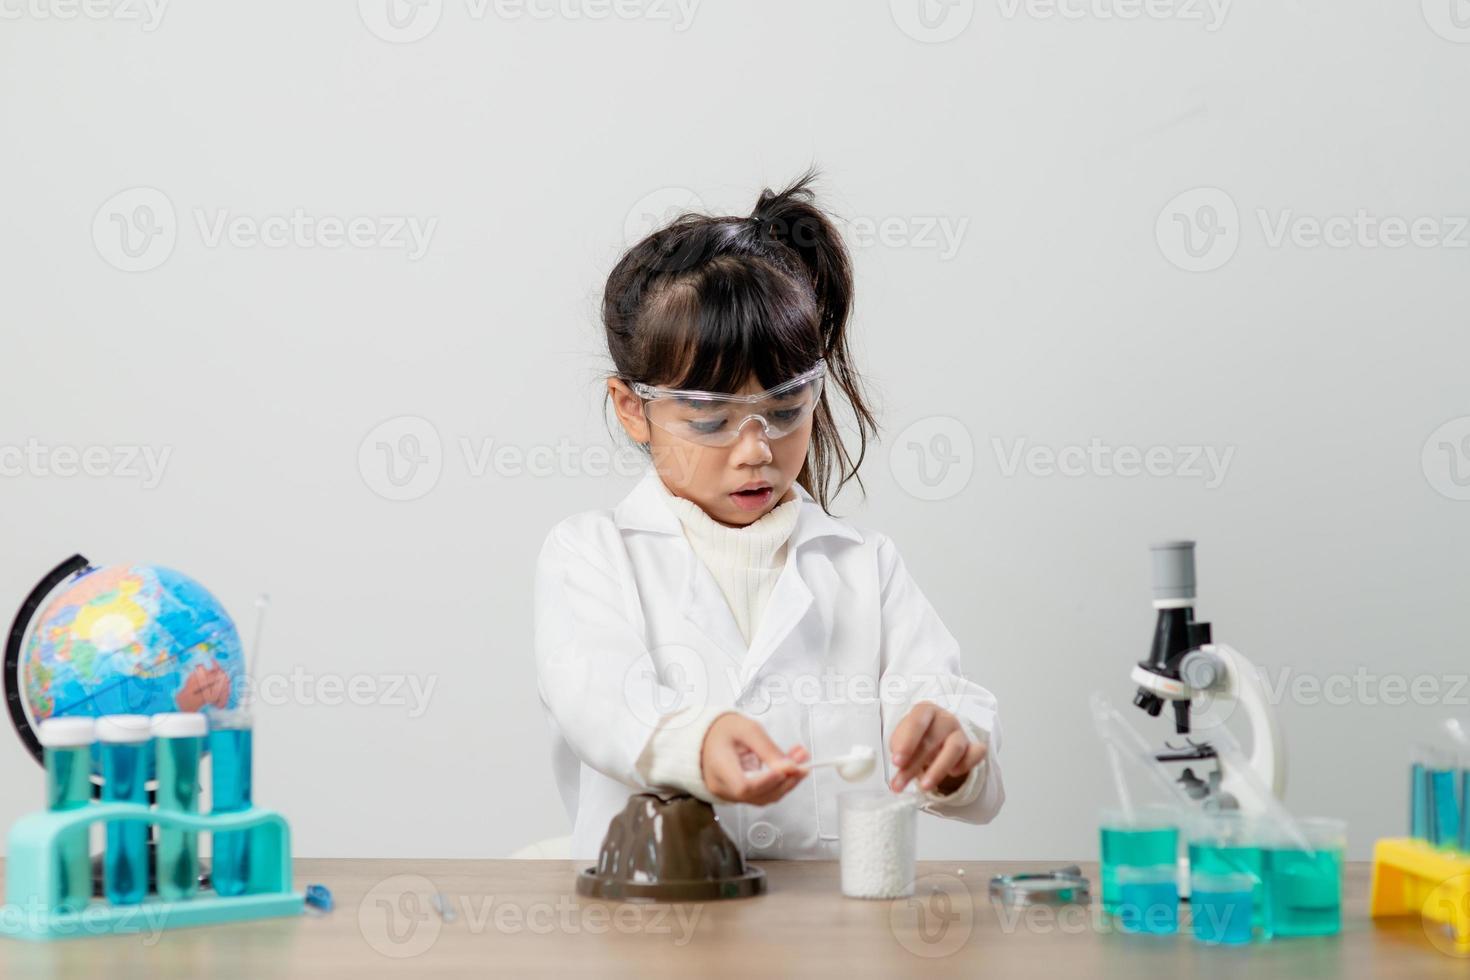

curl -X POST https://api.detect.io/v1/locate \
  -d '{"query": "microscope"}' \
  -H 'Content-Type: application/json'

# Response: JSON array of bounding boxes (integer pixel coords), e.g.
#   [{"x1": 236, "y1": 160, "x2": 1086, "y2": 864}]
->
[{"x1": 1130, "y1": 541, "x2": 1286, "y2": 814}]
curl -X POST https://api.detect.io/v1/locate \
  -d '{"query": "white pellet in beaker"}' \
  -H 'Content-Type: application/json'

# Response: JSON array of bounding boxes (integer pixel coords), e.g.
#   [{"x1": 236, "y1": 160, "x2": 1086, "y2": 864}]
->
[{"x1": 839, "y1": 790, "x2": 917, "y2": 899}]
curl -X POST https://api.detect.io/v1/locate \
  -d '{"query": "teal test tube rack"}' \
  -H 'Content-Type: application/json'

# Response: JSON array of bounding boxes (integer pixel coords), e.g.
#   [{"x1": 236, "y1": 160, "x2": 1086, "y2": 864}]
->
[{"x1": 0, "y1": 803, "x2": 303, "y2": 941}]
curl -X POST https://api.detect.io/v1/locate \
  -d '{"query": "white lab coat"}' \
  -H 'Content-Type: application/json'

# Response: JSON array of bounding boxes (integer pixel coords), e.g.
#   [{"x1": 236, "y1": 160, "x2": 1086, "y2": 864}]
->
[{"x1": 535, "y1": 465, "x2": 1005, "y2": 859}]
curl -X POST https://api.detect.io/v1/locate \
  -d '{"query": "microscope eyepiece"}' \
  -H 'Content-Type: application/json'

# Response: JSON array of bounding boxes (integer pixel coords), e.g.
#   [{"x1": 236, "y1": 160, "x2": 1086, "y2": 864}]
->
[{"x1": 1150, "y1": 540, "x2": 1197, "y2": 603}]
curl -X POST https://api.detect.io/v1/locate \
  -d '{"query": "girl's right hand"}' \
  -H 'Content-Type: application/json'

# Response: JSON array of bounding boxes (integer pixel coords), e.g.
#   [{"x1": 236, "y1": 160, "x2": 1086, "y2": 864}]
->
[{"x1": 701, "y1": 712, "x2": 809, "y2": 805}]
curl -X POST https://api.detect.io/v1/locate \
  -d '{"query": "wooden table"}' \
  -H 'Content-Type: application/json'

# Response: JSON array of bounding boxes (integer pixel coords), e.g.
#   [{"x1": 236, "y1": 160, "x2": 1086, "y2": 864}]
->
[{"x1": 0, "y1": 859, "x2": 1463, "y2": 977}]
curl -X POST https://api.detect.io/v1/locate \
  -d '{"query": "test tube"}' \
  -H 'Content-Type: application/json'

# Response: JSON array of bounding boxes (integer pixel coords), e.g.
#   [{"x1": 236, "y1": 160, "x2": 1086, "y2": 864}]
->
[
  {"x1": 1415, "y1": 746, "x2": 1461, "y2": 849},
  {"x1": 1411, "y1": 750, "x2": 1430, "y2": 842},
  {"x1": 152, "y1": 712, "x2": 206, "y2": 900},
  {"x1": 208, "y1": 709, "x2": 253, "y2": 896},
  {"x1": 1460, "y1": 767, "x2": 1470, "y2": 853},
  {"x1": 97, "y1": 715, "x2": 151, "y2": 904},
  {"x1": 38, "y1": 717, "x2": 96, "y2": 911}
]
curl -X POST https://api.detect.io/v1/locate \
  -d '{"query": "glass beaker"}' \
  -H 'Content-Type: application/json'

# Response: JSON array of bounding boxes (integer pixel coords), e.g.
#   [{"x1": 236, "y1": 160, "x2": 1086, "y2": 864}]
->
[{"x1": 1099, "y1": 805, "x2": 1179, "y2": 915}]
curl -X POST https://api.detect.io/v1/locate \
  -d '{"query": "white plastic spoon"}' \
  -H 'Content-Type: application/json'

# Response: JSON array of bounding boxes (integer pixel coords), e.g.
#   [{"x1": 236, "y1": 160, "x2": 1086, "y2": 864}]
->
[{"x1": 746, "y1": 745, "x2": 877, "y2": 782}]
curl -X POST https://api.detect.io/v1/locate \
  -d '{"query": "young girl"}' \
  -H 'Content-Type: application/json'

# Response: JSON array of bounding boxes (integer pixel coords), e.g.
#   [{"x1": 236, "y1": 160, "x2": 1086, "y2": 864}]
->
[{"x1": 535, "y1": 174, "x2": 1004, "y2": 859}]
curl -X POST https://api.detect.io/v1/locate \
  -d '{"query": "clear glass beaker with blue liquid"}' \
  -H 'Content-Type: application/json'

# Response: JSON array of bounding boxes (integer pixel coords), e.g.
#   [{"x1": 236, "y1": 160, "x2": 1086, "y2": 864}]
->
[
  {"x1": 98, "y1": 715, "x2": 151, "y2": 905},
  {"x1": 1115, "y1": 864, "x2": 1179, "y2": 935},
  {"x1": 1190, "y1": 871, "x2": 1255, "y2": 945},
  {"x1": 1186, "y1": 811, "x2": 1265, "y2": 927},
  {"x1": 208, "y1": 709, "x2": 254, "y2": 896},
  {"x1": 38, "y1": 717, "x2": 96, "y2": 912},
  {"x1": 1099, "y1": 805, "x2": 1179, "y2": 915},
  {"x1": 1260, "y1": 817, "x2": 1345, "y2": 938}
]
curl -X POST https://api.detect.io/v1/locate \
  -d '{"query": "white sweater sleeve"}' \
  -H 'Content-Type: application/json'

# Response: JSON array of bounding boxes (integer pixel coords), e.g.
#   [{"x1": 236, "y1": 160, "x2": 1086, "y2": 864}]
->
[{"x1": 633, "y1": 705, "x2": 736, "y2": 803}]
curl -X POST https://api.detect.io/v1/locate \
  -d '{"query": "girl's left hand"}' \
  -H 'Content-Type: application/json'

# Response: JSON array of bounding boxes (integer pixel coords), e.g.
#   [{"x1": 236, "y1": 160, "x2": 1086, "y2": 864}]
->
[{"x1": 889, "y1": 703, "x2": 986, "y2": 796}]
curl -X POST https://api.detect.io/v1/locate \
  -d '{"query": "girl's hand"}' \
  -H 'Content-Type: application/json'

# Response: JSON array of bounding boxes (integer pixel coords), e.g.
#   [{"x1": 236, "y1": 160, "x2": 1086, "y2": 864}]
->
[
  {"x1": 701, "y1": 713, "x2": 809, "y2": 805},
  {"x1": 889, "y1": 703, "x2": 987, "y2": 796}
]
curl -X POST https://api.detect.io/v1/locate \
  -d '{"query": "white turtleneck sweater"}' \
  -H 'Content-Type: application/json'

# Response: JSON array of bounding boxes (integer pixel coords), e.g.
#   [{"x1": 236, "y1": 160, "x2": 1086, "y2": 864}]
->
[
  {"x1": 659, "y1": 486, "x2": 801, "y2": 648},
  {"x1": 633, "y1": 478, "x2": 986, "y2": 809}
]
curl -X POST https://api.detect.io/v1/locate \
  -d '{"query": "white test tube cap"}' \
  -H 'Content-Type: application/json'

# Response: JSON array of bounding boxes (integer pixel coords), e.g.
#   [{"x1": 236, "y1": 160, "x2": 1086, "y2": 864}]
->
[
  {"x1": 150, "y1": 712, "x2": 207, "y2": 738},
  {"x1": 96, "y1": 714, "x2": 152, "y2": 744},
  {"x1": 37, "y1": 716, "x2": 96, "y2": 748},
  {"x1": 207, "y1": 708, "x2": 254, "y2": 731}
]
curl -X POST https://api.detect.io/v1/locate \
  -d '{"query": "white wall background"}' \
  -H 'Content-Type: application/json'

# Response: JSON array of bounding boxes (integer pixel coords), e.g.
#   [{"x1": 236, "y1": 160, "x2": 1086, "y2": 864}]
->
[{"x1": 2, "y1": 1, "x2": 1468, "y2": 861}]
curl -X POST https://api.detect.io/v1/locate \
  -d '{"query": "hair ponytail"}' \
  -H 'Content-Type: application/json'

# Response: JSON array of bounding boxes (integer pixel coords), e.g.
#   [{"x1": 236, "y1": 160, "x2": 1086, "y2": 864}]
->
[{"x1": 602, "y1": 170, "x2": 879, "y2": 513}]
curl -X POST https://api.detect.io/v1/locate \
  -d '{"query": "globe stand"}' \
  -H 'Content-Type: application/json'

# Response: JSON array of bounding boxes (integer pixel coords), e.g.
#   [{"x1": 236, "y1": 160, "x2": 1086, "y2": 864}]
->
[{"x1": 4, "y1": 554, "x2": 90, "y2": 765}]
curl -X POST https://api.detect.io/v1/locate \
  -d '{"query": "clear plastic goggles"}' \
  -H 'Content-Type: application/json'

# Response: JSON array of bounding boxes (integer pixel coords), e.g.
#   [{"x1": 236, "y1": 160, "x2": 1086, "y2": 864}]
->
[{"x1": 630, "y1": 362, "x2": 825, "y2": 448}]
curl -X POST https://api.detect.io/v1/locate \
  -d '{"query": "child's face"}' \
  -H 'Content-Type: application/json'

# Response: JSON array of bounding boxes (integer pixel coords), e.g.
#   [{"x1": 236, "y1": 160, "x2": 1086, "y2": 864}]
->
[{"x1": 609, "y1": 374, "x2": 814, "y2": 527}]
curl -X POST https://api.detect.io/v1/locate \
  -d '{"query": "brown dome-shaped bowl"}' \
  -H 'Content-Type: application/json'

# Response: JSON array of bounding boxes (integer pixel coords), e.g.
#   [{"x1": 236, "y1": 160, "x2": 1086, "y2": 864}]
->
[{"x1": 575, "y1": 793, "x2": 766, "y2": 901}]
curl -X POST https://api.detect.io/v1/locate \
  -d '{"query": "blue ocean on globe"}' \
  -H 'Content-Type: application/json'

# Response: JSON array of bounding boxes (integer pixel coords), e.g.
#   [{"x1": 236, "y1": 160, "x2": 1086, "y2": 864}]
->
[{"x1": 22, "y1": 564, "x2": 245, "y2": 773}]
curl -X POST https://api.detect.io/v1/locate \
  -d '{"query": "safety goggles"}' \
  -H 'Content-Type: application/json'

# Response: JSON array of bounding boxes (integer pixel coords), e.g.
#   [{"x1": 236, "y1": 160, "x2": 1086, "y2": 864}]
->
[{"x1": 630, "y1": 362, "x2": 825, "y2": 448}]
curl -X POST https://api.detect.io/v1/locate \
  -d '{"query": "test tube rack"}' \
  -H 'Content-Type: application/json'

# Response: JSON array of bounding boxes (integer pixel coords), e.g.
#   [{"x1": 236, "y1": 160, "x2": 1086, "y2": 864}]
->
[
  {"x1": 0, "y1": 803, "x2": 303, "y2": 941},
  {"x1": 1369, "y1": 837, "x2": 1470, "y2": 952}
]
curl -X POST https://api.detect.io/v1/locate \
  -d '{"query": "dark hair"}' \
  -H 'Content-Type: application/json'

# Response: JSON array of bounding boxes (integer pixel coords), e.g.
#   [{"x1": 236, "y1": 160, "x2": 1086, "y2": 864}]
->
[{"x1": 602, "y1": 170, "x2": 878, "y2": 513}]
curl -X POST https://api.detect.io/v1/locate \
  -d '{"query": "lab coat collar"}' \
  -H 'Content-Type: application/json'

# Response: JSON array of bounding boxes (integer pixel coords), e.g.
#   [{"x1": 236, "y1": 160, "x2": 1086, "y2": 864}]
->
[{"x1": 613, "y1": 465, "x2": 864, "y2": 549}]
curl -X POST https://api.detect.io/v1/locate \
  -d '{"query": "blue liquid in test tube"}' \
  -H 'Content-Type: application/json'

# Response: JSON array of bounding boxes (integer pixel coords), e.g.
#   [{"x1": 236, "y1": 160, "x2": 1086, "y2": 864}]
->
[
  {"x1": 1431, "y1": 767, "x2": 1461, "y2": 849},
  {"x1": 153, "y1": 712, "x2": 206, "y2": 900},
  {"x1": 98, "y1": 715, "x2": 152, "y2": 905},
  {"x1": 1411, "y1": 761, "x2": 1430, "y2": 841},
  {"x1": 209, "y1": 710, "x2": 253, "y2": 896},
  {"x1": 1461, "y1": 769, "x2": 1470, "y2": 852},
  {"x1": 38, "y1": 717, "x2": 96, "y2": 911}
]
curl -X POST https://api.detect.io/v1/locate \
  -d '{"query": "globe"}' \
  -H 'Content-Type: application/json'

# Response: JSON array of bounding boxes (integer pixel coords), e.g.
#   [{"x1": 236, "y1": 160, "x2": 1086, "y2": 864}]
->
[{"x1": 21, "y1": 564, "x2": 246, "y2": 760}]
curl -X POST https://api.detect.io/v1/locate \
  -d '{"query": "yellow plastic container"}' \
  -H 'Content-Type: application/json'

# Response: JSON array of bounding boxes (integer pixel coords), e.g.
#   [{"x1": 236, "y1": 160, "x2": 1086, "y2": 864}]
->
[{"x1": 1369, "y1": 837, "x2": 1470, "y2": 952}]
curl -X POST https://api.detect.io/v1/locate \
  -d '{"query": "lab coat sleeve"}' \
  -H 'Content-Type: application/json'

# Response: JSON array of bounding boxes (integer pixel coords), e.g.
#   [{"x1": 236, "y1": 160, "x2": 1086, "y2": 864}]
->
[
  {"x1": 875, "y1": 533, "x2": 1005, "y2": 825},
  {"x1": 535, "y1": 521, "x2": 723, "y2": 795}
]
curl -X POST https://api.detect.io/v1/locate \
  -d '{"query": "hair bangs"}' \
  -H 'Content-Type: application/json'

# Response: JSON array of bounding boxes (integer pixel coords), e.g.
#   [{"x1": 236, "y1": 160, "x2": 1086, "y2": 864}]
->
[{"x1": 638, "y1": 256, "x2": 823, "y2": 395}]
